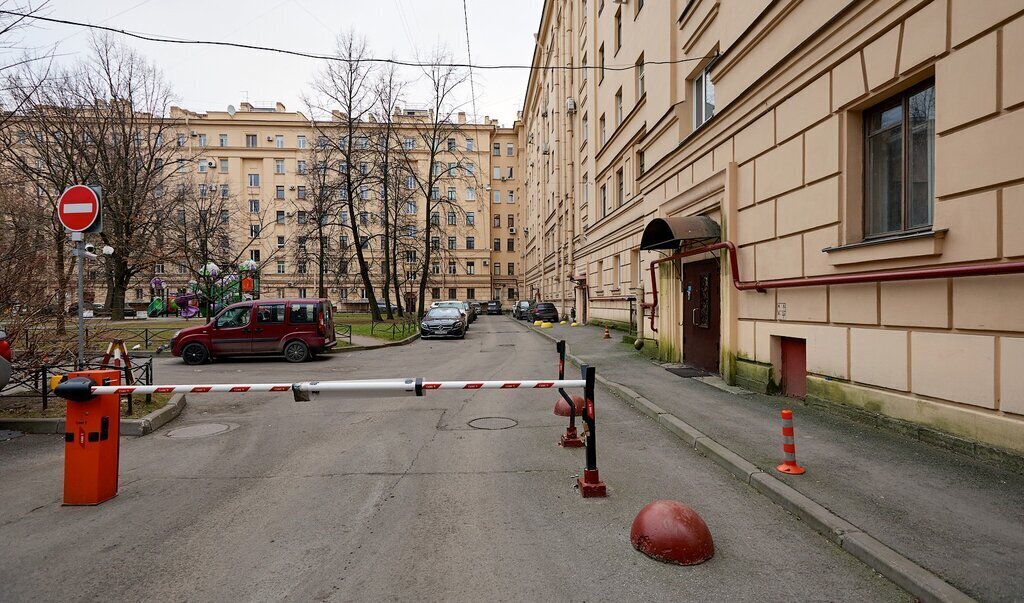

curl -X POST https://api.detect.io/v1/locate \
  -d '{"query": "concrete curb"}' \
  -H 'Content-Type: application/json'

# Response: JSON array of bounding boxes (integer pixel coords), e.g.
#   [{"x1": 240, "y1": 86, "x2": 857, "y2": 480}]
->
[
  {"x1": 520, "y1": 319, "x2": 975, "y2": 603},
  {"x1": 331, "y1": 332, "x2": 420, "y2": 353},
  {"x1": 0, "y1": 393, "x2": 186, "y2": 437}
]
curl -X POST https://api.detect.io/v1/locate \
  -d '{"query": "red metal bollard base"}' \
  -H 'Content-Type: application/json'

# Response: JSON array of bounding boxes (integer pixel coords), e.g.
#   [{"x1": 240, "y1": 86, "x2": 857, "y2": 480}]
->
[
  {"x1": 559, "y1": 425, "x2": 585, "y2": 448},
  {"x1": 577, "y1": 469, "x2": 607, "y2": 497}
]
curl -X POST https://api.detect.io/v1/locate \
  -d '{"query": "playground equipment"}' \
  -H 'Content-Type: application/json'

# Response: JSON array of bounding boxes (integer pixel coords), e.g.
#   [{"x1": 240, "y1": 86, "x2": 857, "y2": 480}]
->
[{"x1": 145, "y1": 261, "x2": 261, "y2": 319}]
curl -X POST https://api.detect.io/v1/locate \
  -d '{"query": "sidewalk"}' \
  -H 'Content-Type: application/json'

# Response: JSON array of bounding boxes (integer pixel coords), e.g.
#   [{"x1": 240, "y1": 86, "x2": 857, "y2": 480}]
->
[{"x1": 521, "y1": 319, "x2": 1024, "y2": 602}]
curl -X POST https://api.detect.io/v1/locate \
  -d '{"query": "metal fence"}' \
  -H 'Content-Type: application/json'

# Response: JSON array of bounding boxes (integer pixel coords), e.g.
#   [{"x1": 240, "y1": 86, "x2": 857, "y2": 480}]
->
[
  {"x1": 335, "y1": 324, "x2": 352, "y2": 346},
  {"x1": 369, "y1": 318, "x2": 417, "y2": 341},
  {"x1": 22, "y1": 326, "x2": 180, "y2": 352},
  {"x1": 1, "y1": 356, "x2": 154, "y2": 414}
]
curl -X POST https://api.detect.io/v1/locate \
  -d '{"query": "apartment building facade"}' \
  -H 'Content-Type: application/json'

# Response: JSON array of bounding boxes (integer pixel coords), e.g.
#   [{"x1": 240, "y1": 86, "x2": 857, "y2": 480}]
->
[
  {"x1": 522, "y1": 0, "x2": 1024, "y2": 454},
  {"x1": 137, "y1": 102, "x2": 522, "y2": 309}
]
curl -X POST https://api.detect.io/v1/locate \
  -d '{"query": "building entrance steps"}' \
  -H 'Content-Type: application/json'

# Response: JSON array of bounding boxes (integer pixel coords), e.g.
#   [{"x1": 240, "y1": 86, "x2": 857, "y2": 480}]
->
[{"x1": 516, "y1": 318, "x2": 1024, "y2": 603}]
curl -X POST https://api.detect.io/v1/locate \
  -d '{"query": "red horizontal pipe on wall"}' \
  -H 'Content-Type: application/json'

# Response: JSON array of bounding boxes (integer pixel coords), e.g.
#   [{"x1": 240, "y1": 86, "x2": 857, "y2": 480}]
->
[{"x1": 639, "y1": 240, "x2": 1024, "y2": 333}]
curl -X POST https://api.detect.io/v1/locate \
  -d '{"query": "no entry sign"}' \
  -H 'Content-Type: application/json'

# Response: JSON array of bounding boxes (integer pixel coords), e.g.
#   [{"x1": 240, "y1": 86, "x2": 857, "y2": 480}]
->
[{"x1": 58, "y1": 185, "x2": 101, "y2": 232}]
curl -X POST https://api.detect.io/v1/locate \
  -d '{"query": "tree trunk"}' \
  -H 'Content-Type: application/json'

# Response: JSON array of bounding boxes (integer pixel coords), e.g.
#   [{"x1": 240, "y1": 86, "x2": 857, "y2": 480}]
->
[{"x1": 109, "y1": 258, "x2": 130, "y2": 320}]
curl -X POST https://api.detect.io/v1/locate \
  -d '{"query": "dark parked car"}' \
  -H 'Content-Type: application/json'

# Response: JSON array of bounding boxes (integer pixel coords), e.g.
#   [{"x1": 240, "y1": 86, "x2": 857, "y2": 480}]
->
[
  {"x1": 486, "y1": 300, "x2": 503, "y2": 315},
  {"x1": 512, "y1": 300, "x2": 531, "y2": 320},
  {"x1": 530, "y1": 302, "x2": 559, "y2": 323},
  {"x1": 171, "y1": 298, "x2": 336, "y2": 364},
  {"x1": 470, "y1": 301, "x2": 482, "y2": 315},
  {"x1": 420, "y1": 307, "x2": 466, "y2": 339}
]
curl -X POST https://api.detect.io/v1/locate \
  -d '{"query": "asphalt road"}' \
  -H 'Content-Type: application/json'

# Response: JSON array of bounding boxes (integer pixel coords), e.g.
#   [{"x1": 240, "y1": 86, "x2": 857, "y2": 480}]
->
[{"x1": 0, "y1": 317, "x2": 908, "y2": 601}]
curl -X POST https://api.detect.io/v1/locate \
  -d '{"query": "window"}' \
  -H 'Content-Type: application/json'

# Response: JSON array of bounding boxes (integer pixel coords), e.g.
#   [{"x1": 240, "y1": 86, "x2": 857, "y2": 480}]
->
[
  {"x1": 246, "y1": 134, "x2": 257, "y2": 148},
  {"x1": 448, "y1": 163, "x2": 457, "y2": 177},
  {"x1": 508, "y1": 191, "x2": 515, "y2": 204},
  {"x1": 219, "y1": 133, "x2": 228, "y2": 147},
  {"x1": 277, "y1": 235, "x2": 285, "y2": 248},
  {"x1": 636, "y1": 54, "x2": 645, "y2": 97},
  {"x1": 507, "y1": 167, "x2": 514, "y2": 179},
  {"x1": 508, "y1": 262, "x2": 515, "y2": 276},
  {"x1": 494, "y1": 238, "x2": 501, "y2": 251},
  {"x1": 467, "y1": 261, "x2": 476, "y2": 275},
  {"x1": 431, "y1": 287, "x2": 441, "y2": 299},
  {"x1": 277, "y1": 260, "x2": 286, "y2": 274},
  {"x1": 359, "y1": 211, "x2": 368, "y2": 225},
  {"x1": 864, "y1": 82, "x2": 935, "y2": 238},
  {"x1": 297, "y1": 262, "x2": 307, "y2": 274},
  {"x1": 290, "y1": 302, "x2": 316, "y2": 324},
  {"x1": 506, "y1": 143, "x2": 514, "y2": 156},
  {"x1": 467, "y1": 287, "x2": 476, "y2": 299},
  {"x1": 220, "y1": 210, "x2": 229, "y2": 223},
  {"x1": 448, "y1": 186, "x2": 457, "y2": 200},
  {"x1": 508, "y1": 215, "x2": 514, "y2": 228},
  {"x1": 616, "y1": 168, "x2": 624, "y2": 207},
  {"x1": 221, "y1": 184, "x2": 229, "y2": 198},
  {"x1": 154, "y1": 263, "x2": 164, "y2": 274},
  {"x1": 249, "y1": 199, "x2": 260, "y2": 213},
  {"x1": 631, "y1": 249, "x2": 641, "y2": 286},
  {"x1": 276, "y1": 185, "x2": 285, "y2": 199},
  {"x1": 581, "y1": 53, "x2": 588, "y2": 85},
  {"x1": 448, "y1": 261, "x2": 457, "y2": 275},
  {"x1": 466, "y1": 163, "x2": 475, "y2": 176},
  {"x1": 493, "y1": 191, "x2": 501, "y2": 203},
  {"x1": 493, "y1": 143, "x2": 501, "y2": 156},
  {"x1": 431, "y1": 237, "x2": 440, "y2": 250},
  {"x1": 297, "y1": 135, "x2": 306, "y2": 149},
  {"x1": 276, "y1": 210, "x2": 285, "y2": 224},
  {"x1": 447, "y1": 138, "x2": 456, "y2": 152},
  {"x1": 360, "y1": 186, "x2": 370, "y2": 200},
  {"x1": 250, "y1": 225, "x2": 261, "y2": 237},
  {"x1": 493, "y1": 166, "x2": 502, "y2": 179},
  {"x1": 600, "y1": 184, "x2": 607, "y2": 218},
  {"x1": 600, "y1": 114, "x2": 607, "y2": 145},
  {"x1": 494, "y1": 262, "x2": 501, "y2": 275},
  {"x1": 359, "y1": 236, "x2": 370, "y2": 249},
  {"x1": 297, "y1": 186, "x2": 306, "y2": 199},
  {"x1": 614, "y1": 8, "x2": 621, "y2": 51},
  {"x1": 405, "y1": 201, "x2": 417, "y2": 214},
  {"x1": 466, "y1": 236, "x2": 475, "y2": 250},
  {"x1": 507, "y1": 239, "x2": 514, "y2": 252},
  {"x1": 248, "y1": 173, "x2": 260, "y2": 187},
  {"x1": 508, "y1": 287, "x2": 516, "y2": 300},
  {"x1": 250, "y1": 249, "x2": 261, "y2": 262},
  {"x1": 448, "y1": 211, "x2": 457, "y2": 225},
  {"x1": 430, "y1": 211, "x2": 440, "y2": 226},
  {"x1": 275, "y1": 135, "x2": 284, "y2": 148},
  {"x1": 615, "y1": 89, "x2": 623, "y2": 126},
  {"x1": 448, "y1": 236, "x2": 457, "y2": 250},
  {"x1": 431, "y1": 187, "x2": 440, "y2": 200},
  {"x1": 198, "y1": 133, "x2": 207, "y2": 147},
  {"x1": 339, "y1": 234, "x2": 348, "y2": 248},
  {"x1": 613, "y1": 254, "x2": 621, "y2": 288},
  {"x1": 582, "y1": 113, "x2": 589, "y2": 142},
  {"x1": 638, "y1": 151, "x2": 646, "y2": 176},
  {"x1": 405, "y1": 250, "x2": 417, "y2": 262},
  {"x1": 220, "y1": 159, "x2": 229, "y2": 173},
  {"x1": 297, "y1": 211, "x2": 307, "y2": 224},
  {"x1": 494, "y1": 215, "x2": 501, "y2": 227},
  {"x1": 694, "y1": 64, "x2": 716, "y2": 128},
  {"x1": 599, "y1": 44, "x2": 605, "y2": 81},
  {"x1": 466, "y1": 187, "x2": 475, "y2": 200},
  {"x1": 449, "y1": 288, "x2": 458, "y2": 299},
  {"x1": 431, "y1": 261, "x2": 441, "y2": 274},
  {"x1": 275, "y1": 159, "x2": 285, "y2": 174},
  {"x1": 466, "y1": 138, "x2": 474, "y2": 151},
  {"x1": 406, "y1": 175, "x2": 416, "y2": 189},
  {"x1": 198, "y1": 160, "x2": 208, "y2": 173},
  {"x1": 466, "y1": 212, "x2": 475, "y2": 225},
  {"x1": 403, "y1": 137, "x2": 414, "y2": 150}
]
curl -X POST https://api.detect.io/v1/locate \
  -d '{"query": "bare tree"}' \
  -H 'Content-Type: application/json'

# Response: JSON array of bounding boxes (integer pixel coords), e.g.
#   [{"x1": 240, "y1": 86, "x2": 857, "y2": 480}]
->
[{"x1": 306, "y1": 32, "x2": 385, "y2": 320}]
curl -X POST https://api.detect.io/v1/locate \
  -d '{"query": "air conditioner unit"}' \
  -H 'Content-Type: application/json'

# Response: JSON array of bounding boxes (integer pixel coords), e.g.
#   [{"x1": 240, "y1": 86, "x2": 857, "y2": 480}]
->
[
  {"x1": 483, "y1": 260, "x2": 489, "y2": 266},
  {"x1": 500, "y1": 177, "x2": 507, "y2": 182},
  {"x1": 206, "y1": 160, "x2": 216, "y2": 167},
  {"x1": 541, "y1": 107, "x2": 548, "y2": 117},
  {"x1": 286, "y1": 211, "x2": 295, "y2": 217},
  {"x1": 266, "y1": 136, "x2": 273, "y2": 142},
  {"x1": 288, "y1": 185, "x2": 296, "y2": 191},
  {"x1": 509, "y1": 227, "x2": 517, "y2": 234},
  {"x1": 542, "y1": 144, "x2": 550, "y2": 155},
  {"x1": 523, "y1": 227, "x2": 530, "y2": 235},
  {"x1": 189, "y1": 130, "x2": 198, "y2": 137},
  {"x1": 566, "y1": 97, "x2": 577, "y2": 113}
]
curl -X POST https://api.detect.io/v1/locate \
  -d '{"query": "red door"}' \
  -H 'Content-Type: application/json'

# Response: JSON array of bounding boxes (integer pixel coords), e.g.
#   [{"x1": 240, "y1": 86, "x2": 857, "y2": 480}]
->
[
  {"x1": 781, "y1": 337, "x2": 807, "y2": 397},
  {"x1": 682, "y1": 259, "x2": 720, "y2": 373}
]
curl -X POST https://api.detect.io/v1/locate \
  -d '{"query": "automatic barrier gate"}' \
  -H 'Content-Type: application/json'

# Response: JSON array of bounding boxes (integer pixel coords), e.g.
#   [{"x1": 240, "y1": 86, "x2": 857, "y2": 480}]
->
[{"x1": 53, "y1": 340, "x2": 607, "y2": 505}]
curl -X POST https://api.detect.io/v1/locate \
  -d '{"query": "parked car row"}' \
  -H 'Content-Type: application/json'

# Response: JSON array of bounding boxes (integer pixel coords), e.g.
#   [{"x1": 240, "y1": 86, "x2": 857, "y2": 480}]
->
[{"x1": 512, "y1": 300, "x2": 561, "y2": 323}]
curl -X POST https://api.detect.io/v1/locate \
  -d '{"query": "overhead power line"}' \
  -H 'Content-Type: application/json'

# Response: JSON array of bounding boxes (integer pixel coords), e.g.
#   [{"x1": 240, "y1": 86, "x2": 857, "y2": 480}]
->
[{"x1": 2, "y1": 10, "x2": 719, "y2": 72}]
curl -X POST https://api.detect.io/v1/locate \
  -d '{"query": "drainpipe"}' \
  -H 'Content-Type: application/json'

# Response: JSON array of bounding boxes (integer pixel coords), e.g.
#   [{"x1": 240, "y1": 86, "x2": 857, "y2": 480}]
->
[{"x1": 640, "y1": 241, "x2": 1024, "y2": 333}]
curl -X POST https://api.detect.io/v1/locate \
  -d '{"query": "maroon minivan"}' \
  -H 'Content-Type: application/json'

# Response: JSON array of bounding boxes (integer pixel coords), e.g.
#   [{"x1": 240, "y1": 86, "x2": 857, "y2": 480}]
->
[{"x1": 171, "y1": 299, "x2": 336, "y2": 364}]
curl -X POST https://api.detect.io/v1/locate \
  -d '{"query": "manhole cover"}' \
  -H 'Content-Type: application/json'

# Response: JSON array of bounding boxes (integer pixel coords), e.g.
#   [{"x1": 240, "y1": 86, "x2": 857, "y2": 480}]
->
[
  {"x1": 467, "y1": 417, "x2": 518, "y2": 430},
  {"x1": 0, "y1": 429, "x2": 24, "y2": 441},
  {"x1": 165, "y1": 423, "x2": 236, "y2": 439}
]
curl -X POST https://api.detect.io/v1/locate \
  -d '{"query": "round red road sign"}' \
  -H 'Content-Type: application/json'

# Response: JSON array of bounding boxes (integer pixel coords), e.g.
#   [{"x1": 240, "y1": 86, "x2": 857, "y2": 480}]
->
[{"x1": 57, "y1": 185, "x2": 100, "y2": 232}]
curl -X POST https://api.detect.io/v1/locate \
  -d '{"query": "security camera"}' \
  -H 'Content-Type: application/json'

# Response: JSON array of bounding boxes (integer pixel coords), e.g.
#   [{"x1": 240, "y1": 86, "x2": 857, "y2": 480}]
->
[{"x1": 84, "y1": 243, "x2": 95, "y2": 253}]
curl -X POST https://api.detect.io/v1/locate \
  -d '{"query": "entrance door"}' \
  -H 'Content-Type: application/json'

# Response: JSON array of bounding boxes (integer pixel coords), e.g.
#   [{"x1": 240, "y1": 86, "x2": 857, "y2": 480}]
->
[{"x1": 682, "y1": 259, "x2": 720, "y2": 373}]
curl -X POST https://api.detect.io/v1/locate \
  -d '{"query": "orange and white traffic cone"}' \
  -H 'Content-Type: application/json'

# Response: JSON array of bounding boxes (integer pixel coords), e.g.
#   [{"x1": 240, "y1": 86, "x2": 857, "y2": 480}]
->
[
  {"x1": 776, "y1": 409, "x2": 806, "y2": 475},
  {"x1": 603, "y1": 326, "x2": 611, "y2": 339}
]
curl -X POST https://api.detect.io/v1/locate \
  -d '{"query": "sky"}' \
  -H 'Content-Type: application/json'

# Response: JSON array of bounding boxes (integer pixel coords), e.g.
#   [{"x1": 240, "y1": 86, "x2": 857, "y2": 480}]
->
[{"x1": 18, "y1": 0, "x2": 545, "y2": 127}]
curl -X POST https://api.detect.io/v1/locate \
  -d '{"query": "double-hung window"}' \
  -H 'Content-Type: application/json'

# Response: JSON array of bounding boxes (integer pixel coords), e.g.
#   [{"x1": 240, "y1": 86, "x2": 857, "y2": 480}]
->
[
  {"x1": 864, "y1": 81, "x2": 935, "y2": 238},
  {"x1": 693, "y1": 64, "x2": 716, "y2": 128}
]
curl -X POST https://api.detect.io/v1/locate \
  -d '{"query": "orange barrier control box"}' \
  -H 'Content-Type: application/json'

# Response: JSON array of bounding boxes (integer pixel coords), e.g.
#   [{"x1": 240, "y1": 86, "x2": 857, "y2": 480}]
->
[{"x1": 62, "y1": 369, "x2": 121, "y2": 505}]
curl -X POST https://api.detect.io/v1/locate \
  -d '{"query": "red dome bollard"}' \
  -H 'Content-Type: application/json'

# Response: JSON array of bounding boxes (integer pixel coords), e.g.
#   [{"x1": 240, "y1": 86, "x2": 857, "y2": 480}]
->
[
  {"x1": 630, "y1": 500, "x2": 714, "y2": 565},
  {"x1": 553, "y1": 394, "x2": 585, "y2": 416}
]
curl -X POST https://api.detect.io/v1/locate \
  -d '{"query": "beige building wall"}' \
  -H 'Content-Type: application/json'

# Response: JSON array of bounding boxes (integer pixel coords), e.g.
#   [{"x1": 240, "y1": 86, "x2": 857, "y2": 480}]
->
[
  {"x1": 124, "y1": 102, "x2": 523, "y2": 309},
  {"x1": 522, "y1": 0, "x2": 1024, "y2": 454}
]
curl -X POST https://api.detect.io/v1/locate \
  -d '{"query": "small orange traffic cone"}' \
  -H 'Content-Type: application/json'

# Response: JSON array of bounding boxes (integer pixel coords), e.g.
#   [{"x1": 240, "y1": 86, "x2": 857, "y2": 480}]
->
[{"x1": 603, "y1": 326, "x2": 611, "y2": 339}]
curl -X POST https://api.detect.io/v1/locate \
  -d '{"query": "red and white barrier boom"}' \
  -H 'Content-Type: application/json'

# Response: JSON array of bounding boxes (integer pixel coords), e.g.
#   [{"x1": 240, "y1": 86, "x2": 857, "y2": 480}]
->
[{"x1": 53, "y1": 341, "x2": 606, "y2": 503}]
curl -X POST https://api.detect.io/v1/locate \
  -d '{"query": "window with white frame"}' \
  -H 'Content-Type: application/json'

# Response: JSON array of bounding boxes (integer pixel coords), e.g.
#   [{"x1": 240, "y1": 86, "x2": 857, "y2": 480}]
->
[{"x1": 693, "y1": 63, "x2": 716, "y2": 128}]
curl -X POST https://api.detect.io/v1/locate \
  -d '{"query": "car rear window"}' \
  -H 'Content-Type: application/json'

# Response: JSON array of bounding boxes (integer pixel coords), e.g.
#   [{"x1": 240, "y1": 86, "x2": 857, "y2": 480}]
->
[
  {"x1": 536, "y1": 303, "x2": 555, "y2": 310},
  {"x1": 289, "y1": 302, "x2": 316, "y2": 323}
]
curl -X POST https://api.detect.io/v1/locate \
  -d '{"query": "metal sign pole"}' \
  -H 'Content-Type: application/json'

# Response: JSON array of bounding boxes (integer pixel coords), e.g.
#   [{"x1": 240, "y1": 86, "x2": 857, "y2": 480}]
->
[{"x1": 73, "y1": 231, "x2": 85, "y2": 370}]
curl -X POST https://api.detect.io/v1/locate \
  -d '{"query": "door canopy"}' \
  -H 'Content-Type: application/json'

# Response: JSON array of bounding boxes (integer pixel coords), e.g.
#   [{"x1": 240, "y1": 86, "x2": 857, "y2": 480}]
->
[{"x1": 639, "y1": 216, "x2": 721, "y2": 250}]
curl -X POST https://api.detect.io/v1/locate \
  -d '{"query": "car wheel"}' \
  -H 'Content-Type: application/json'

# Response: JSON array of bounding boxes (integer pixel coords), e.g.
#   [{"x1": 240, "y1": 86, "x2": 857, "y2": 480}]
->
[
  {"x1": 284, "y1": 340, "x2": 309, "y2": 363},
  {"x1": 182, "y1": 343, "x2": 209, "y2": 365}
]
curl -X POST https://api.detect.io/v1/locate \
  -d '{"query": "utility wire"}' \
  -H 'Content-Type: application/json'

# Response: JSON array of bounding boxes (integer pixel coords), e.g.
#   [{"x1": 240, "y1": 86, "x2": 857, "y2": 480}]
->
[
  {"x1": 461, "y1": 0, "x2": 478, "y2": 120},
  {"x1": 3, "y1": 10, "x2": 719, "y2": 72}
]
